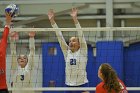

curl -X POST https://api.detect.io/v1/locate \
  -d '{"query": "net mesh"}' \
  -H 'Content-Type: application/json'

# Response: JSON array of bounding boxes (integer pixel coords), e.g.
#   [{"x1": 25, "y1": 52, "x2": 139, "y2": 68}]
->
[{"x1": 0, "y1": 27, "x2": 140, "y2": 92}]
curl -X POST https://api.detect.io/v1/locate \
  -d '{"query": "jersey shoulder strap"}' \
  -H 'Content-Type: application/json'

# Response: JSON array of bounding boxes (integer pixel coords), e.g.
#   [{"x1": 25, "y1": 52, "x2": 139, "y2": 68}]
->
[{"x1": 120, "y1": 89, "x2": 128, "y2": 93}]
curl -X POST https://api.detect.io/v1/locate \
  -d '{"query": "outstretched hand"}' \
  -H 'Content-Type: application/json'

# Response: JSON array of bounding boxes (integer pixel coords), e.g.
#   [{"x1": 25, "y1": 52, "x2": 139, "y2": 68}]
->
[
  {"x1": 29, "y1": 31, "x2": 35, "y2": 38},
  {"x1": 48, "y1": 9, "x2": 55, "y2": 20},
  {"x1": 70, "y1": 8, "x2": 79, "y2": 24},
  {"x1": 70, "y1": 8, "x2": 78, "y2": 19},
  {"x1": 5, "y1": 12, "x2": 12, "y2": 26},
  {"x1": 47, "y1": 9, "x2": 56, "y2": 25}
]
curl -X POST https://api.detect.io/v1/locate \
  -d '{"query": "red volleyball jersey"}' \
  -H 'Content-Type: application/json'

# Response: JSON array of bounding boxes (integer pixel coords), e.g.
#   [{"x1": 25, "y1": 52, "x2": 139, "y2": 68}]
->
[
  {"x1": 96, "y1": 79, "x2": 128, "y2": 93},
  {"x1": 0, "y1": 27, "x2": 9, "y2": 89}
]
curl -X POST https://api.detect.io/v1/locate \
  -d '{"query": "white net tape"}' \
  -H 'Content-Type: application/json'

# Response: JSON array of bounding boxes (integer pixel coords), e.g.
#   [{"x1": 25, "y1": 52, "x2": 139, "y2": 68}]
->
[
  {"x1": 8, "y1": 87, "x2": 140, "y2": 91},
  {"x1": 0, "y1": 27, "x2": 140, "y2": 32}
]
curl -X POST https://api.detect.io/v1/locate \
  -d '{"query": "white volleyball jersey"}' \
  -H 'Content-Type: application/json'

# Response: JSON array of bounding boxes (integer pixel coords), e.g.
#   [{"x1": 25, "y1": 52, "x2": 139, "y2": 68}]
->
[
  {"x1": 13, "y1": 63, "x2": 32, "y2": 87},
  {"x1": 65, "y1": 49, "x2": 88, "y2": 86},
  {"x1": 12, "y1": 64, "x2": 34, "y2": 93},
  {"x1": 52, "y1": 22, "x2": 88, "y2": 86}
]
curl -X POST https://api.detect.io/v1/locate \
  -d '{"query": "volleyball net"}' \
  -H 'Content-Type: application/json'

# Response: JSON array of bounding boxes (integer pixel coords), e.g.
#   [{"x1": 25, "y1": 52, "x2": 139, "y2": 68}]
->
[{"x1": 0, "y1": 27, "x2": 140, "y2": 93}]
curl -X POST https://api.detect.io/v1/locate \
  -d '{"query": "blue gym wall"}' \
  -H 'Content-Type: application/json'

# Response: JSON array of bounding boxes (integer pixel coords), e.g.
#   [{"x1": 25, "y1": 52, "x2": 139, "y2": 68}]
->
[
  {"x1": 42, "y1": 41, "x2": 140, "y2": 93},
  {"x1": 42, "y1": 42, "x2": 65, "y2": 93},
  {"x1": 124, "y1": 42, "x2": 140, "y2": 93},
  {"x1": 87, "y1": 45, "x2": 96, "y2": 87},
  {"x1": 96, "y1": 41, "x2": 124, "y2": 83},
  {"x1": 124, "y1": 42, "x2": 140, "y2": 87}
]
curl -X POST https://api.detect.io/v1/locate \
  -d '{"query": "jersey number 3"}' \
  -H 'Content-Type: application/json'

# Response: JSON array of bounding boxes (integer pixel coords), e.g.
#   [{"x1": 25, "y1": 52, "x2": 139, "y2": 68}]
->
[
  {"x1": 70, "y1": 59, "x2": 76, "y2": 65},
  {"x1": 20, "y1": 75, "x2": 24, "y2": 81}
]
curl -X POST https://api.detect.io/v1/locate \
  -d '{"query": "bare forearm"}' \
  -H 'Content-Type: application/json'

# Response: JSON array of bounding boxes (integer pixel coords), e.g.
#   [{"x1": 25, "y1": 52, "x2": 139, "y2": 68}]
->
[
  {"x1": 29, "y1": 37, "x2": 35, "y2": 56},
  {"x1": 75, "y1": 22, "x2": 87, "y2": 54},
  {"x1": 29, "y1": 37, "x2": 35, "y2": 49},
  {"x1": 52, "y1": 23, "x2": 68, "y2": 54},
  {"x1": 50, "y1": 19, "x2": 56, "y2": 25},
  {"x1": 28, "y1": 37, "x2": 35, "y2": 70},
  {"x1": 72, "y1": 17, "x2": 78, "y2": 24},
  {"x1": 10, "y1": 38, "x2": 17, "y2": 70}
]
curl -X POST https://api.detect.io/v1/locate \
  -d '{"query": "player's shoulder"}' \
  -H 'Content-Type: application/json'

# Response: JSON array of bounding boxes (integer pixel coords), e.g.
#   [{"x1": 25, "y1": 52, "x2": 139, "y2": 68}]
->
[
  {"x1": 118, "y1": 79, "x2": 126, "y2": 88},
  {"x1": 96, "y1": 82, "x2": 106, "y2": 93},
  {"x1": 118, "y1": 79, "x2": 128, "y2": 93},
  {"x1": 96, "y1": 82, "x2": 104, "y2": 88}
]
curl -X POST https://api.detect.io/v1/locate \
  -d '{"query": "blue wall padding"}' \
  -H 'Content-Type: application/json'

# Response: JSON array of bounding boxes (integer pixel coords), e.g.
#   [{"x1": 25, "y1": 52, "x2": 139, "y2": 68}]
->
[
  {"x1": 42, "y1": 42, "x2": 65, "y2": 93},
  {"x1": 87, "y1": 45, "x2": 97, "y2": 87},
  {"x1": 96, "y1": 41, "x2": 124, "y2": 83},
  {"x1": 124, "y1": 42, "x2": 140, "y2": 87}
]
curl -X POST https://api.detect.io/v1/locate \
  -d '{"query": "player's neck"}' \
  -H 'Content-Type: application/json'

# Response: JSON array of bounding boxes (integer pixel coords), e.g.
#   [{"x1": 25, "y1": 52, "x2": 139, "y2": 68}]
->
[
  {"x1": 71, "y1": 48, "x2": 79, "y2": 53},
  {"x1": 20, "y1": 65, "x2": 26, "y2": 68}
]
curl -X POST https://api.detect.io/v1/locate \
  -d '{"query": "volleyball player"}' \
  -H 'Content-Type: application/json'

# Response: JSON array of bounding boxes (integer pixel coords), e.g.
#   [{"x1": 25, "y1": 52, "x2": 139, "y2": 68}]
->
[
  {"x1": 96, "y1": 63, "x2": 128, "y2": 93},
  {"x1": 0, "y1": 12, "x2": 12, "y2": 93},
  {"x1": 48, "y1": 8, "x2": 89, "y2": 93},
  {"x1": 10, "y1": 31, "x2": 35, "y2": 93}
]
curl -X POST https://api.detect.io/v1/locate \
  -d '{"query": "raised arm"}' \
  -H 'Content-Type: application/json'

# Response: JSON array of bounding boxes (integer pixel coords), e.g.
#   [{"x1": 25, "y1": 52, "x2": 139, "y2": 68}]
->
[
  {"x1": 48, "y1": 9, "x2": 68, "y2": 55},
  {"x1": 10, "y1": 32, "x2": 18, "y2": 73},
  {"x1": 70, "y1": 8, "x2": 87, "y2": 54},
  {"x1": 28, "y1": 31, "x2": 35, "y2": 70},
  {"x1": 1, "y1": 12, "x2": 12, "y2": 49}
]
